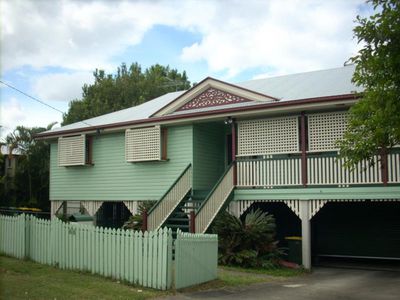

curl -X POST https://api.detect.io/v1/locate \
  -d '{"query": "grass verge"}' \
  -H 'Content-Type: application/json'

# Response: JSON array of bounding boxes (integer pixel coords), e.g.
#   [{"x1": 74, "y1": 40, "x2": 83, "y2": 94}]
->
[
  {"x1": 220, "y1": 265, "x2": 307, "y2": 277},
  {"x1": 0, "y1": 256, "x2": 169, "y2": 300}
]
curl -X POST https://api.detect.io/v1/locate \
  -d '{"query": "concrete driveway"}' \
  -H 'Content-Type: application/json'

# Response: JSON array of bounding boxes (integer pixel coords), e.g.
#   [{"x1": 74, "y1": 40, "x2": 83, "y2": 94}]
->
[{"x1": 164, "y1": 267, "x2": 400, "y2": 300}]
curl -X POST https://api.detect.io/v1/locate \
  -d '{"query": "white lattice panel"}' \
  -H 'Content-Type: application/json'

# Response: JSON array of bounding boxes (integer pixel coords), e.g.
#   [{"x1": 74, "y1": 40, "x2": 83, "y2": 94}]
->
[
  {"x1": 308, "y1": 111, "x2": 348, "y2": 151},
  {"x1": 125, "y1": 126, "x2": 161, "y2": 162},
  {"x1": 238, "y1": 117, "x2": 299, "y2": 156},
  {"x1": 58, "y1": 135, "x2": 86, "y2": 166}
]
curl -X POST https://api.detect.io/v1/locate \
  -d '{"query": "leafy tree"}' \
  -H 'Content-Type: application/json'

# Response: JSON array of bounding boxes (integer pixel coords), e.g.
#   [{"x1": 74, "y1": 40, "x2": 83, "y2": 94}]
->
[
  {"x1": 211, "y1": 209, "x2": 280, "y2": 268},
  {"x1": 63, "y1": 63, "x2": 191, "y2": 125},
  {"x1": 1, "y1": 124, "x2": 55, "y2": 209},
  {"x1": 340, "y1": 0, "x2": 400, "y2": 165}
]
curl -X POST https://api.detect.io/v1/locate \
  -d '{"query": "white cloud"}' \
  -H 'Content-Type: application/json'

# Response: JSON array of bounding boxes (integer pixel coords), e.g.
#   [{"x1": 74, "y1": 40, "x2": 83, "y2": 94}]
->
[
  {"x1": 1, "y1": 0, "x2": 367, "y2": 78},
  {"x1": 32, "y1": 71, "x2": 94, "y2": 102},
  {"x1": 181, "y1": 0, "x2": 365, "y2": 78},
  {"x1": 0, "y1": 97, "x2": 62, "y2": 138}
]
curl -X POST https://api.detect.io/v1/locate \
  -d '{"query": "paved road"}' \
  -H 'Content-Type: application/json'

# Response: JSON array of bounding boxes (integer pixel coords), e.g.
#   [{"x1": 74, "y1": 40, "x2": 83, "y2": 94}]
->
[{"x1": 163, "y1": 267, "x2": 400, "y2": 300}]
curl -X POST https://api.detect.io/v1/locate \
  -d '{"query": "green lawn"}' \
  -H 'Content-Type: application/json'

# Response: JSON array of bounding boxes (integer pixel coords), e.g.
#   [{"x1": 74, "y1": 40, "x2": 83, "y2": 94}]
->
[
  {"x1": 0, "y1": 256, "x2": 292, "y2": 299},
  {"x1": 0, "y1": 256, "x2": 168, "y2": 300},
  {"x1": 220, "y1": 265, "x2": 307, "y2": 277}
]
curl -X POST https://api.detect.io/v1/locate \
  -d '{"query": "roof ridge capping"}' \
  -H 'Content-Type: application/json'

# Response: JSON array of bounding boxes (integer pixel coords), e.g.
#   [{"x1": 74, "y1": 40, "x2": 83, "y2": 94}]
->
[{"x1": 151, "y1": 76, "x2": 279, "y2": 117}]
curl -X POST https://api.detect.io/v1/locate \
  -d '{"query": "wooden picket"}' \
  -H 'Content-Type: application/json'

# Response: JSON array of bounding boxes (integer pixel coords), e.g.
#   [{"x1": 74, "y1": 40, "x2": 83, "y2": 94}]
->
[
  {"x1": 0, "y1": 214, "x2": 217, "y2": 290},
  {"x1": 0, "y1": 214, "x2": 174, "y2": 290},
  {"x1": 174, "y1": 230, "x2": 218, "y2": 289}
]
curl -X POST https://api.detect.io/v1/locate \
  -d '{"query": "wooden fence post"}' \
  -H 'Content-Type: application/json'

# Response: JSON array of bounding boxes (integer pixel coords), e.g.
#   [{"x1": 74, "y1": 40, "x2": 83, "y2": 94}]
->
[
  {"x1": 142, "y1": 210, "x2": 148, "y2": 232},
  {"x1": 189, "y1": 211, "x2": 195, "y2": 233}
]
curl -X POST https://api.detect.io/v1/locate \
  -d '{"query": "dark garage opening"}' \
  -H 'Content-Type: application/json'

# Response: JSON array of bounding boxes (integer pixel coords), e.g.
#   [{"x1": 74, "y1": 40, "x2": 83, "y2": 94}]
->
[
  {"x1": 312, "y1": 201, "x2": 400, "y2": 270},
  {"x1": 96, "y1": 202, "x2": 132, "y2": 229},
  {"x1": 249, "y1": 202, "x2": 301, "y2": 247}
]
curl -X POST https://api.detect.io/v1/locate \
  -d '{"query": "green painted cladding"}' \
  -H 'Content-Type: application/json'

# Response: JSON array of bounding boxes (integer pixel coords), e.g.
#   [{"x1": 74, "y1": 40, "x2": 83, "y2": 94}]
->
[
  {"x1": 192, "y1": 123, "x2": 226, "y2": 192},
  {"x1": 50, "y1": 125, "x2": 193, "y2": 201}
]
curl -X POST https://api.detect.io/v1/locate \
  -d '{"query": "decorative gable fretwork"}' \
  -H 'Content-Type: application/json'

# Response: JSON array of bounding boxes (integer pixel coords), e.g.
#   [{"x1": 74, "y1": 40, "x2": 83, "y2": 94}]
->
[
  {"x1": 177, "y1": 88, "x2": 252, "y2": 111},
  {"x1": 308, "y1": 111, "x2": 348, "y2": 151},
  {"x1": 238, "y1": 116, "x2": 299, "y2": 156},
  {"x1": 58, "y1": 135, "x2": 86, "y2": 166},
  {"x1": 125, "y1": 126, "x2": 161, "y2": 162}
]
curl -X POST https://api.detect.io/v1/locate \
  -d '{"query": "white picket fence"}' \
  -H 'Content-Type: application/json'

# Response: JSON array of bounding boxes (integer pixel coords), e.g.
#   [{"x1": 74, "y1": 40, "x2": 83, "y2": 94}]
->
[{"x1": 0, "y1": 214, "x2": 218, "y2": 290}]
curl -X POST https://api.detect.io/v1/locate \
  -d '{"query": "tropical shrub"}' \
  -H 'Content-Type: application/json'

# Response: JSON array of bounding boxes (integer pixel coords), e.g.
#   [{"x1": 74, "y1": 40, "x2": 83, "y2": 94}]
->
[
  {"x1": 122, "y1": 201, "x2": 154, "y2": 231},
  {"x1": 211, "y1": 208, "x2": 281, "y2": 268}
]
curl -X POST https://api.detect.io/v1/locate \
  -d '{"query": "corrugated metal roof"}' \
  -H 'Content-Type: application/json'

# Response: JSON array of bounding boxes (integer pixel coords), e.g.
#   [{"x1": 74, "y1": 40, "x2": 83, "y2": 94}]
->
[
  {"x1": 40, "y1": 65, "x2": 362, "y2": 135},
  {"x1": 236, "y1": 64, "x2": 363, "y2": 101},
  {"x1": 41, "y1": 91, "x2": 185, "y2": 134}
]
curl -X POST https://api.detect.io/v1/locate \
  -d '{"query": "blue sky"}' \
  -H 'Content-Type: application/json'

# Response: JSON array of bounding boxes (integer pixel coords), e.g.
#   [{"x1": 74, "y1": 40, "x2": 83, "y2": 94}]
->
[{"x1": 1, "y1": 0, "x2": 369, "y2": 138}]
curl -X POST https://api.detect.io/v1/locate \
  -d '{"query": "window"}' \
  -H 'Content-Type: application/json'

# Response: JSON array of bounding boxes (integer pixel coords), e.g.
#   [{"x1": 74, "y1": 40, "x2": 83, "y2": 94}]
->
[
  {"x1": 125, "y1": 126, "x2": 167, "y2": 162},
  {"x1": 58, "y1": 135, "x2": 93, "y2": 166}
]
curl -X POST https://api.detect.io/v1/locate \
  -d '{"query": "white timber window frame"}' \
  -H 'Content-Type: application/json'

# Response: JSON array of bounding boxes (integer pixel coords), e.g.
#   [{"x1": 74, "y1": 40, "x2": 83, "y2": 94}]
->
[
  {"x1": 58, "y1": 135, "x2": 87, "y2": 166},
  {"x1": 125, "y1": 125, "x2": 164, "y2": 162},
  {"x1": 307, "y1": 111, "x2": 348, "y2": 152},
  {"x1": 237, "y1": 116, "x2": 300, "y2": 156}
]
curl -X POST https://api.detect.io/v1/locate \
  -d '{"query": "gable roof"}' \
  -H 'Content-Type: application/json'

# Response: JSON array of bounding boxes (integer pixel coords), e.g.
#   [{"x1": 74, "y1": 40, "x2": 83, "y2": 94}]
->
[
  {"x1": 37, "y1": 65, "x2": 362, "y2": 138},
  {"x1": 152, "y1": 77, "x2": 277, "y2": 117}
]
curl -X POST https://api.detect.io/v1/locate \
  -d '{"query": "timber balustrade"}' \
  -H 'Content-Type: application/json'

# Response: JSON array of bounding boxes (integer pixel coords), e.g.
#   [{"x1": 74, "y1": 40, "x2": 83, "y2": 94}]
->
[
  {"x1": 195, "y1": 165, "x2": 235, "y2": 233},
  {"x1": 0, "y1": 214, "x2": 218, "y2": 290},
  {"x1": 148, "y1": 164, "x2": 192, "y2": 231},
  {"x1": 236, "y1": 150, "x2": 400, "y2": 188}
]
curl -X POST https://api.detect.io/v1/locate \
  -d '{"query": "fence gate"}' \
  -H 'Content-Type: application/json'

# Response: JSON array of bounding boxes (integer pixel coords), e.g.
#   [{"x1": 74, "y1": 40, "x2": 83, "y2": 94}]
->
[{"x1": 174, "y1": 230, "x2": 218, "y2": 289}]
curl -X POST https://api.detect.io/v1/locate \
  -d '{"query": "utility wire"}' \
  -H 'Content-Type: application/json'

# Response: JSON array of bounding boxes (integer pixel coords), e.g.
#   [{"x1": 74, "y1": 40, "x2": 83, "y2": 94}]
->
[{"x1": 0, "y1": 79, "x2": 93, "y2": 127}]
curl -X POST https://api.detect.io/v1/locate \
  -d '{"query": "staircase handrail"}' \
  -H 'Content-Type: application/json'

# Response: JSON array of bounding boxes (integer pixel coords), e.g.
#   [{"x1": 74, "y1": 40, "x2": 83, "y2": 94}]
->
[
  {"x1": 195, "y1": 163, "x2": 235, "y2": 233},
  {"x1": 148, "y1": 164, "x2": 192, "y2": 230}
]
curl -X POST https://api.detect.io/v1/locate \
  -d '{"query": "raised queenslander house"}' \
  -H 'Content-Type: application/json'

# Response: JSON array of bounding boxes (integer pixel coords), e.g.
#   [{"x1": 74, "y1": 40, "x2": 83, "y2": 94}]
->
[{"x1": 37, "y1": 65, "x2": 400, "y2": 269}]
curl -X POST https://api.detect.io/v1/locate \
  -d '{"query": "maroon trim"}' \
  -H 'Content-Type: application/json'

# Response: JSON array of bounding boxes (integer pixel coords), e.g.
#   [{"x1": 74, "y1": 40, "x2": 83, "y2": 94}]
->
[
  {"x1": 231, "y1": 121, "x2": 237, "y2": 186},
  {"x1": 150, "y1": 76, "x2": 279, "y2": 117},
  {"x1": 141, "y1": 210, "x2": 148, "y2": 232},
  {"x1": 381, "y1": 148, "x2": 388, "y2": 186},
  {"x1": 189, "y1": 211, "x2": 195, "y2": 233},
  {"x1": 300, "y1": 112, "x2": 307, "y2": 187},
  {"x1": 36, "y1": 93, "x2": 359, "y2": 139}
]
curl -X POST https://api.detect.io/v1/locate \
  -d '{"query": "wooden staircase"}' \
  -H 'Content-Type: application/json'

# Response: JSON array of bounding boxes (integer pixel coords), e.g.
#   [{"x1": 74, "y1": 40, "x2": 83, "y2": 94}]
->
[{"x1": 148, "y1": 164, "x2": 235, "y2": 234}]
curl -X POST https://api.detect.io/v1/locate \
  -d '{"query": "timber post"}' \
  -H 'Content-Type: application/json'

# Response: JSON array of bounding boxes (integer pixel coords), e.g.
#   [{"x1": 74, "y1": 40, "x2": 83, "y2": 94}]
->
[
  {"x1": 142, "y1": 210, "x2": 148, "y2": 232},
  {"x1": 300, "y1": 112, "x2": 307, "y2": 187},
  {"x1": 189, "y1": 211, "x2": 196, "y2": 233},
  {"x1": 231, "y1": 119, "x2": 237, "y2": 186}
]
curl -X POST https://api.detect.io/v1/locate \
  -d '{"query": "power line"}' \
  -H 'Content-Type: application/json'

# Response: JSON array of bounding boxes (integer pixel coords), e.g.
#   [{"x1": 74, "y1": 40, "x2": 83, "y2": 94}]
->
[{"x1": 0, "y1": 79, "x2": 93, "y2": 127}]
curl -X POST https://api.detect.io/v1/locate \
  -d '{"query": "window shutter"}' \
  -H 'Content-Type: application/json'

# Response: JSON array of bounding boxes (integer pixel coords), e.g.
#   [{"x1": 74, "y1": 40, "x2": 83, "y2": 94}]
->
[
  {"x1": 125, "y1": 126, "x2": 161, "y2": 162},
  {"x1": 238, "y1": 116, "x2": 299, "y2": 156},
  {"x1": 308, "y1": 111, "x2": 348, "y2": 151},
  {"x1": 58, "y1": 135, "x2": 86, "y2": 166}
]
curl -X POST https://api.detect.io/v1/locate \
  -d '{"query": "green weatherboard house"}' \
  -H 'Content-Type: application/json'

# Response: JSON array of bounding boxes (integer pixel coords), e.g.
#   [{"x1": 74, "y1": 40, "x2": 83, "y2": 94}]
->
[{"x1": 37, "y1": 65, "x2": 400, "y2": 269}]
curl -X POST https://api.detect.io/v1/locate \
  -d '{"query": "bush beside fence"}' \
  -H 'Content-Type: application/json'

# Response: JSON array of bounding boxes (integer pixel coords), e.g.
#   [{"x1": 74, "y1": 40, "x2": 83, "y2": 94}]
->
[{"x1": 0, "y1": 214, "x2": 218, "y2": 290}]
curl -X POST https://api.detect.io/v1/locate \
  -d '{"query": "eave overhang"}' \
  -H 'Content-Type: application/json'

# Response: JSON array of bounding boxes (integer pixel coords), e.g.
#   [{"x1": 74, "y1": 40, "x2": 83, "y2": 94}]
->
[{"x1": 35, "y1": 93, "x2": 360, "y2": 140}]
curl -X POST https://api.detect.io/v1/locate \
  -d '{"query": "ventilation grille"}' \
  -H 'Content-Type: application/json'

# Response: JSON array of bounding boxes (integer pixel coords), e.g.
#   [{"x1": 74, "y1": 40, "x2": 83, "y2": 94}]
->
[
  {"x1": 238, "y1": 117, "x2": 299, "y2": 156},
  {"x1": 58, "y1": 135, "x2": 86, "y2": 166},
  {"x1": 125, "y1": 126, "x2": 161, "y2": 162},
  {"x1": 308, "y1": 111, "x2": 348, "y2": 151}
]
